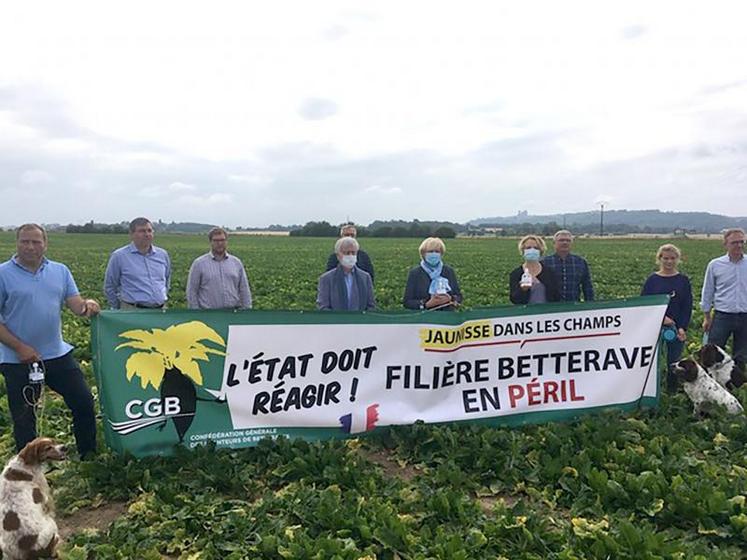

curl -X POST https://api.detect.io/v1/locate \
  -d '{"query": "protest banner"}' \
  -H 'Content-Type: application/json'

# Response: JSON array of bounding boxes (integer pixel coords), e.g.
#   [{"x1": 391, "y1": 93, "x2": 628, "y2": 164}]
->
[{"x1": 92, "y1": 296, "x2": 668, "y2": 457}]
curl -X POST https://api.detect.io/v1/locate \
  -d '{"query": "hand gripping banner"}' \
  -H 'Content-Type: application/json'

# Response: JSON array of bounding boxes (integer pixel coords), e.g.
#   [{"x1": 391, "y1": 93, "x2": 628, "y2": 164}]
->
[{"x1": 92, "y1": 296, "x2": 668, "y2": 457}]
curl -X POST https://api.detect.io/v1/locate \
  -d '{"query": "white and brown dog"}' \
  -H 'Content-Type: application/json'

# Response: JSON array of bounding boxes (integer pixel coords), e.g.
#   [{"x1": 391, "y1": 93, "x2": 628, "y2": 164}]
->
[
  {"x1": 672, "y1": 359, "x2": 744, "y2": 417},
  {"x1": 697, "y1": 344, "x2": 747, "y2": 390},
  {"x1": 0, "y1": 438, "x2": 66, "y2": 560}
]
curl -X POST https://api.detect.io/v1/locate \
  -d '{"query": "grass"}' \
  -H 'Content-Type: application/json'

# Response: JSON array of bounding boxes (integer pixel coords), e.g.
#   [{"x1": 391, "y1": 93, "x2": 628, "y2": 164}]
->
[{"x1": 0, "y1": 232, "x2": 745, "y2": 559}]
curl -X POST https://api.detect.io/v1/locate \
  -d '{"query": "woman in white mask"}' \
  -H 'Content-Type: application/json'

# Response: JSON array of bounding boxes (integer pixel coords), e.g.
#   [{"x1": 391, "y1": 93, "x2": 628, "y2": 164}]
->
[
  {"x1": 316, "y1": 237, "x2": 376, "y2": 310},
  {"x1": 509, "y1": 235, "x2": 561, "y2": 304},
  {"x1": 403, "y1": 237, "x2": 462, "y2": 311}
]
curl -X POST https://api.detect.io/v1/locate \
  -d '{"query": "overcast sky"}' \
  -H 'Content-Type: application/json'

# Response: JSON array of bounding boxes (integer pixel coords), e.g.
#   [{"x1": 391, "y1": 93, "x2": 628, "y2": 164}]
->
[{"x1": 1, "y1": 1, "x2": 745, "y2": 227}]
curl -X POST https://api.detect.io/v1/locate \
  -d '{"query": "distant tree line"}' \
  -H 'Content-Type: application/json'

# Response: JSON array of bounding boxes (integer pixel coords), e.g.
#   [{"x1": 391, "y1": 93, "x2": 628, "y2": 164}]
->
[
  {"x1": 290, "y1": 221, "x2": 456, "y2": 238},
  {"x1": 65, "y1": 221, "x2": 128, "y2": 234},
  {"x1": 476, "y1": 221, "x2": 699, "y2": 236}
]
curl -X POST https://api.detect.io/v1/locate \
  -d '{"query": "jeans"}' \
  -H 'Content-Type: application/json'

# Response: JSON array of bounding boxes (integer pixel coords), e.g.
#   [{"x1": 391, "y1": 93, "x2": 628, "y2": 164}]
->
[
  {"x1": 1, "y1": 351, "x2": 97, "y2": 457},
  {"x1": 708, "y1": 311, "x2": 747, "y2": 363},
  {"x1": 661, "y1": 335, "x2": 685, "y2": 391}
]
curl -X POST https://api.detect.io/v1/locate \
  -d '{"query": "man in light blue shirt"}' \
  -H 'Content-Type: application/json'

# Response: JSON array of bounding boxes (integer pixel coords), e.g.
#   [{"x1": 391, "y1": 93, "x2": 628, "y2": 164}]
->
[
  {"x1": 0, "y1": 224, "x2": 100, "y2": 456},
  {"x1": 104, "y1": 217, "x2": 171, "y2": 309},
  {"x1": 701, "y1": 228, "x2": 747, "y2": 362}
]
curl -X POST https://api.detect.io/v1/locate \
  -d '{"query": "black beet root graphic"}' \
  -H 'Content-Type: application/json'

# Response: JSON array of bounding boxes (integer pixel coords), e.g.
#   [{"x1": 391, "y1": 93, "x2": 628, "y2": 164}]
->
[{"x1": 160, "y1": 367, "x2": 196, "y2": 443}]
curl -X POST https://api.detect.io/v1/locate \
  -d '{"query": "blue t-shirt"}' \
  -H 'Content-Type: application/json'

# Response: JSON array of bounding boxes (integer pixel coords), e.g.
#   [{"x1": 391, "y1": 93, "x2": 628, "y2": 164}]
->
[{"x1": 0, "y1": 257, "x2": 79, "y2": 363}]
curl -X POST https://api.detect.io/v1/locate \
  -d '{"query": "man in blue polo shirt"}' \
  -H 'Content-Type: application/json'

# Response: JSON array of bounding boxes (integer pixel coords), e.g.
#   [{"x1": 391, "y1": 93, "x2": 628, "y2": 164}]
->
[
  {"x1": 0, "y1": 224, "x2": 100, "y2": 456},
  {"x1": 104, "y1": 217, "x2": 171, "y2": 309}
]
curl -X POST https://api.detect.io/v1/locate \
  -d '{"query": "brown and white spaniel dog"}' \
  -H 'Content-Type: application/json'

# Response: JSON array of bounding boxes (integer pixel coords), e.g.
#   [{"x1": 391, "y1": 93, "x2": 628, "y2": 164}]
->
[
  {"x1": 672, "y1": 359, "x2": 744, "y2": 417},
  {"x1": 0, "y1": 438, "x2": 66, "y2": 560},
  {"x1": 697, "y1": 344, "x2": 746, "y2": 390}
]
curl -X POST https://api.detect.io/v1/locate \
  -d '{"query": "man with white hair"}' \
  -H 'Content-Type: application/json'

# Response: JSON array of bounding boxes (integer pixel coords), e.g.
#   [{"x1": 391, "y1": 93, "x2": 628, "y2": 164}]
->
[
  {"x1": 701, "y1": 228, "x2": 747, "y2": 362},
  {"x1": 325, "y1": 224, "x2": 375, "y2": 282},
  {"x1": 542, "y1": 230, "x2": 595, "y2": 302},
  {"x1": 317, "y1": 236, "x2": 375, "y2": 310}
]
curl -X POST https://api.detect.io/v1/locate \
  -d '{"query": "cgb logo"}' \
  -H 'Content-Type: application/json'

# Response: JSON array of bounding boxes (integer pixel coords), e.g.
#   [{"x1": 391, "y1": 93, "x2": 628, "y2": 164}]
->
[
  {"x1": 109, "y1": 397, "x2": 187, "y2": 436},
  {"x1": 125, "y1": 397, "x2": 181, "y2": 419}
]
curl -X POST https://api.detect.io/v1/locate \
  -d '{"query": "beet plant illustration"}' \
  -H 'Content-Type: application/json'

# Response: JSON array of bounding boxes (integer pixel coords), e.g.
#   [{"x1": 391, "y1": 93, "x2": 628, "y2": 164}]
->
[{"x1": 116, "y1": 321, "x2": 226, "y2": 442}]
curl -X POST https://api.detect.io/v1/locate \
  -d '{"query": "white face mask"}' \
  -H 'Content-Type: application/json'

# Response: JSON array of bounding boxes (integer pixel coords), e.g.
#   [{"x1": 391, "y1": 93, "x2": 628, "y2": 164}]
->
[{"x1": 340, "y1": 254, "x2": 357, "y2": 268}]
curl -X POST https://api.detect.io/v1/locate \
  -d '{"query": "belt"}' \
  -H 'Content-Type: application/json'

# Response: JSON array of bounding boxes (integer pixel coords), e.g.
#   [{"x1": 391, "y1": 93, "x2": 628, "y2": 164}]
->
[{"x1": 123, "y1": 301, "x2": 164, "y2": 309}]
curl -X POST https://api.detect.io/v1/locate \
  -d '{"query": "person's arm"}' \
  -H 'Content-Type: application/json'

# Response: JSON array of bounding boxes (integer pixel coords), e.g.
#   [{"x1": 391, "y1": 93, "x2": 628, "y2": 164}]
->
[
  {"x1": 239, "y1": 263, "x2": 252, "y2": 309},
  {"x1": 509, "y1": 267, "x2": 530, "y2": 304},
  {"x1": 403, "y1": 268, "x2": 425, "y2": 309},
  {"x1": 317, "y1": 273, "x2": 332, "y2": 310},
  {"x1": 582, "y1": 261, "x2": 594, "y2": 301},
  {"x1": 186, "y1": 260, "x2": 201, "y2": 309},
  {"x1": 63, "y1": 266, "x2": 98, "y2": 316},
  {"x1": 681, "y1": 275, "x2": 693, "y2": 332},
  {"x1": 542, "y1": 267, "x2": 562, "y2": 302},
  {"x1": 700, "y1": 261, "x2": 716, "y2": 331},
  {"x1": 447, "y1": 267, "x2": 462, "y2": 305},
  {"x1": 66, "y1": 295, "x2": 101, "y2": 317},
  {"x1": 362, "y1": 251, "x2": 375, "y2": 284},
  {"x1": 365, "y1": 273, "x2": 376, "y2": 310},
  {"x1": 164, "y1": 251, "x2": 172, "y2": 298},
  {"x1": 103, "y1": 252, "x2": 121, "y2": 309},
  {"x1": 640, "y1": 274, "x2": 653, "y2": 296},
  {"x1": 0, "y1": 323, "x2": 40, "y2": 363}
]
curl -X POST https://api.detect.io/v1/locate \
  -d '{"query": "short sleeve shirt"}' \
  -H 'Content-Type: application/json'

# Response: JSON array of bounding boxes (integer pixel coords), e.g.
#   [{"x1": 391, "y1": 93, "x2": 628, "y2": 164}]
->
[{"x1": 0, "y1": 257, "x2": 79, "y2": 363}]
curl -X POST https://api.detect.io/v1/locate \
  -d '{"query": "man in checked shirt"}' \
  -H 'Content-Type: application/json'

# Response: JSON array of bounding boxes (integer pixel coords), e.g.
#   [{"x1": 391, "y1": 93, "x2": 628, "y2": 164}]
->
[
  {"x1": 542, "y1": 230, "x2": 595, "y2": 302},
  {"x1": 186, "y1": 227, "x2": 252, "y2": 310}
]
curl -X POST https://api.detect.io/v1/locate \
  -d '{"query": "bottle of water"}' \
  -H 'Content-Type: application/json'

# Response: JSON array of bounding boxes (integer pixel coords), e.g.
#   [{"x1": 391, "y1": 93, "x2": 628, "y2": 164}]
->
[
  {"x1": 28, "y1": 362, "x2": 44, "y2": 385},
  {"x1": 435, "y1": 277, "x2": 449, "y2": 295}
]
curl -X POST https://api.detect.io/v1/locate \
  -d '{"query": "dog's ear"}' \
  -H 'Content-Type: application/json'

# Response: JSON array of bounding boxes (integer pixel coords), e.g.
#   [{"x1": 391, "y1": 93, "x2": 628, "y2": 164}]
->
[
  {"x1": 698, "y1": 344, "x2": 720, "y2": 368},
  {"x1": 18, "y1": 438, "x2": 54, "y2": 466},
  {"x1": 677, "y1": 359, "x2": 700, "y2": 382}
]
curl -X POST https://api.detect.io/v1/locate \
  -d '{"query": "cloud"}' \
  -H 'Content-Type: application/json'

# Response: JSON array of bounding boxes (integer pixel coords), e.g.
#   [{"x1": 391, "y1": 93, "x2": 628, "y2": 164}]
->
[
  {"x1": 322, "y1": 24, "x2": 349, "y2": 41},
  {"x1": 178, "y1": 193, "x2": 233, "y2": 205},
  {"x1": 21, "y1": 170, "x2": 54, "y2": 184},
  {"x1": 621, "y1": 25, "x2": 647, "y2": 40},
  {"x1": 365, "y1": 184, "x2": 402, "y2": 195},
  {"x1": 298, "y1": 97, "x2": 339, "y2": 120},
  {"x1": 140, "y1": 181, "x2": 197, "y2": 198}
]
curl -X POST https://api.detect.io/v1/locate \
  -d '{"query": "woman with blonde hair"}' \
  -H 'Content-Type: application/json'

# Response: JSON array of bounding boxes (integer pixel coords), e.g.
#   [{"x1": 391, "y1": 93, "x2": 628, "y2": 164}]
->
[
  {"x1": 403, "y1": 237, "x2": 462, "y2": 311},
  {"x1": 641, "y1": 243, "x2": 692, "y2": 392},
  {"x1": 509, "y1": 235, "x2": 560, "y2": 304}
]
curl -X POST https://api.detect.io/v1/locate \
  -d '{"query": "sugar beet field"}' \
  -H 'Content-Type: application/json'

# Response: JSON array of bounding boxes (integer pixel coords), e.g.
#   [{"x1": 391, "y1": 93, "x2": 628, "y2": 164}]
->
[{"x1": 1, "y1": 233, "x2": 746, "y2": 559}]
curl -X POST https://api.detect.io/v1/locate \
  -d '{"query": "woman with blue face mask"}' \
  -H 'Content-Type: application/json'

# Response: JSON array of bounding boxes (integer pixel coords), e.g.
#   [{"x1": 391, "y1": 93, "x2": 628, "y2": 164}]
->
[
  {"x1": 403, "y1": 237, "x2": 463, "y2": 311},
  {"x1": 509, "y1": 235, "x2": 561, "y2": 305}
]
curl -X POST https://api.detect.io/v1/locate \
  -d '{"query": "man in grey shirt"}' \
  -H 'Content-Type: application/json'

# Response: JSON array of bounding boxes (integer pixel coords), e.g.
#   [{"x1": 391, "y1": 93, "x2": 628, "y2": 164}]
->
[{"x1": 186, "y1": 227, "x2": 252, "y2": 309}]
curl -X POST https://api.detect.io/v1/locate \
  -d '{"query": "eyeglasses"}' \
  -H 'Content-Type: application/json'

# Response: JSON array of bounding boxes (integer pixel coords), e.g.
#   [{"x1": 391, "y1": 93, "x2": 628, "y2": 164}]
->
[{"x1": 727, "y1": 239, "x2": 745, "y2": 246}]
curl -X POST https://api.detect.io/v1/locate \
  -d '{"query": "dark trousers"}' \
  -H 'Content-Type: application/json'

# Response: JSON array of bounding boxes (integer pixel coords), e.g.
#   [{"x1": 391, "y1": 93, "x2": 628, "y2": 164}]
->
[
  {"x1": 708, "y1": 311, "x2": 747, "y2": 363},
  {"x1": 1, "y1": 351, "x2": 96, "y2": 457},
  {"x1": 662, "y1": 336, "x2": 685, "y2": 392}
]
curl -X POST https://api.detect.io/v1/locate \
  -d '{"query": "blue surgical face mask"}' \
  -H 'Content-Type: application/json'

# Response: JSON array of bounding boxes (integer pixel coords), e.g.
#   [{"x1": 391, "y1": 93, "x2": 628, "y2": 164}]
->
[
  {"x1": 523, "y1": 248, "x2": 541, "y2": 262},
  {"x1": 424, "y1": 252, "x2": 442, "y2": 266}
]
